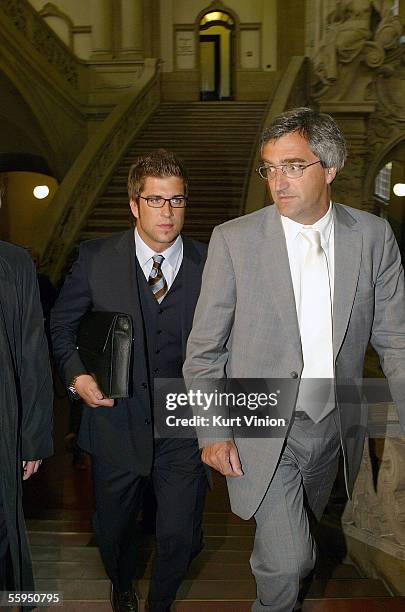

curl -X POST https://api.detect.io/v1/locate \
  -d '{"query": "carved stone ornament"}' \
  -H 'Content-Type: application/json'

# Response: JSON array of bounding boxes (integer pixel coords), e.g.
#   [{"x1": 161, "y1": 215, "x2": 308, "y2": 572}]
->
[
  {"x1": 0, "y1": 0, "x2": 79, "y2": 89},
  {"x1": 39, "y1": 2, "x2": 74, "y2": 29},
  {"x1": 32, "y1": 21, "x2": 78, "y2": 88},
  {"x1": 313, "y1": 1, "x2": 402, "y2": 90},
  {"x1": 343, "y1": 436, "x2": 405, "y2": 549},
  {"x1": 363, "y1": 45, "x2": 405, "y2": 177},
  {"x1": 374, "y1": 59, "x2": 405, "y2": 121}
]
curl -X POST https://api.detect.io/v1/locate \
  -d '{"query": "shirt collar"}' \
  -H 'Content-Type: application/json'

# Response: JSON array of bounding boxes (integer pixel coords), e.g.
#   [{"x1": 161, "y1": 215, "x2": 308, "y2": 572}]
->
[
  {"x1": 281, "y1": 201, "x2": 333, "y2": 246},
  {"x1": 134, "y1": 228, "x2": 183, "y2": 269}
]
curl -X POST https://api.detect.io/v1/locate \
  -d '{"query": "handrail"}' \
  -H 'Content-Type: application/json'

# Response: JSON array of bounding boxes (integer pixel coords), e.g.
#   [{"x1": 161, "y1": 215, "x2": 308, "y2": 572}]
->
[
  {"x1": 0, "y1": 0, "x2": 82, "y2": 90},
  {"x1": 242, "y1": 57, "x2": 309, "y2": 215},
  {"x1": 36, "y1": 58, "x2": 161, "y2": 281}
]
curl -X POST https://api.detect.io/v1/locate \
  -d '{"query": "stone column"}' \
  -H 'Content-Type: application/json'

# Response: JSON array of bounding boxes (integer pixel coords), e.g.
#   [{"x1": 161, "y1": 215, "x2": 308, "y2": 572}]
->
[
  {"x1": 90, "y1": 0, "x2": 113, "y2": 56},
  {"x1": 120, "y1": 0, "x2": 143, "y2": 57}
]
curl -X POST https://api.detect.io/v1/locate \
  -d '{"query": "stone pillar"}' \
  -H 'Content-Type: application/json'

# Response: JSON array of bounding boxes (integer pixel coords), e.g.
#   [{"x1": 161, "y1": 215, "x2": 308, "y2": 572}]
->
[
  {"x1": 120, "y1": 0, "x2": 143, "y2": 57},
  {"x1": 90, "y1": 0, "x2": 113, "y2": 56}
]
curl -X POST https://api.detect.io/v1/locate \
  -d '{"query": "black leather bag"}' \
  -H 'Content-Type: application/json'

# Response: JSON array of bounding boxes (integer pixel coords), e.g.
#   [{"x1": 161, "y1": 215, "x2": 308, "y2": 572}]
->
[{"x1": 77, "y1": 311, "x2": 133, "y2": 399}]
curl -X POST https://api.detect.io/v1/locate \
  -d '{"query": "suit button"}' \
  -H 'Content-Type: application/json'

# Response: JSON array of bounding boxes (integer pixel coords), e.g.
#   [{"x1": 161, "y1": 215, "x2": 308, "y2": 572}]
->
[
  {"x1": 144, "y1": 419, "x2": 151, "y2": 425},
  {"x1": 157, "y1": 330, "x2": 162, "y2": 335},
  {"x1": 155, "y1": 349, "x2": 160, "y2": 354},
  {"x1": 141, "y1": 382, "x2": 148, "y2": 389},
  {"x1": 158, "y1": 308, "x2": 163, "y2": 314},
  {"x1": 290, "y1": 371, "x2": 298, "y2": 379},
  {"x1": 154, "y1": 368, "x2": 159, "y2": 374}
]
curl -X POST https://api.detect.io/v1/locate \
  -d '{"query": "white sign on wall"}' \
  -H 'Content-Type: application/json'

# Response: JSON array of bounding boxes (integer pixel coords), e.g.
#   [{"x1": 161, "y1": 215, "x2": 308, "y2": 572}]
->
[
  {"x1": 241, "y1": 29, "x2": 260, "y2": 69},
  {"x1": 176, "y1": 30, "x2": 195, "y2": 70}
]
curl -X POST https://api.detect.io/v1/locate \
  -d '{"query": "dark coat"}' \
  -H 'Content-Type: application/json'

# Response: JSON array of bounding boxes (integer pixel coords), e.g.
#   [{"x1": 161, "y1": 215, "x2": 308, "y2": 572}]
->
[
  {"x1": 50, "y1": 230, "x2": 207, "y2": 473},
  {"x1": 0, "y1": 241, "x2": 53, "y2": 590}
]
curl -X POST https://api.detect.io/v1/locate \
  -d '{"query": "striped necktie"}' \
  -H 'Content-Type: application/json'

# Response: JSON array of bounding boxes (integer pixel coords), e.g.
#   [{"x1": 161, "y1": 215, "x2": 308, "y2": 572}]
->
[{"x1": 148, "y1": 254, "x2": 168, "y2": 303}]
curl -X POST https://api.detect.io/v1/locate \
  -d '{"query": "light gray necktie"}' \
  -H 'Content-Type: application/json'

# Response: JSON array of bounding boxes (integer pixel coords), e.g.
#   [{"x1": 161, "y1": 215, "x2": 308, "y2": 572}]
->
[
  {"x1": 296, "y1": 228, "x2": 334, "y2": 422},
  {"x1": 148, "y1": 254, "x2": 168, "y2": 303}
]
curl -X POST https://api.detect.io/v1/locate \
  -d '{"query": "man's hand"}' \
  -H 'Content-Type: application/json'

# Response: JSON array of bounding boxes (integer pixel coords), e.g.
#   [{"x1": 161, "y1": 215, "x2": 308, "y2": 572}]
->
[
  {"x1": 22, "y1": 460, "x2": 42, "y2": 480},
  {"x1": 74, "y1": 374, "x2": 114, "y2": 407},
  {"x1": 201, "y1": 441, "x2": 243, "y2": 477}
]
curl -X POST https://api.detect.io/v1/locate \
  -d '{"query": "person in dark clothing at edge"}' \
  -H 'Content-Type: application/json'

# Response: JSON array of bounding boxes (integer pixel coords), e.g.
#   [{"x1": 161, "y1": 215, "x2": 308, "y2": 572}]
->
[{"x1": 0, "y1": 241, "x2": 53, "y2": 608}]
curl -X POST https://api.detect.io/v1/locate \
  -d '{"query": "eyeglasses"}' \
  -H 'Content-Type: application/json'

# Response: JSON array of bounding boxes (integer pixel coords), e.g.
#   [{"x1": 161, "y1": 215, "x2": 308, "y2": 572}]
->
[
  {"x1": 256, "y1": 160, "x2": 322, "y2": 180},
  {"x1": 138, "y1": 195, "x2": 187, "y2": 208}
]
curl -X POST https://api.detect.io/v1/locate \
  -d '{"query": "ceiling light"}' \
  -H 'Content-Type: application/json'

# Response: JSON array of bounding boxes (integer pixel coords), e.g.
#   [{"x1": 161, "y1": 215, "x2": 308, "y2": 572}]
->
[
  {"x1": 33, "y1": 185, "x2": 50, "y2": 199},
  {"x1": 393, "y1": 183, "x2": 405, "y2": 197}
]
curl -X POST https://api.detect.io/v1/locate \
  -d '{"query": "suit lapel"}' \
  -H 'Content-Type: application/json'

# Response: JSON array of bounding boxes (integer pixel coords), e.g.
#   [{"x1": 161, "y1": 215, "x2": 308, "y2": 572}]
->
[
  {"x1": 260, "y1": 206, "x2": 302, "y2": 357},
  {"x1": 113, "y1": 230, "x2": 140, "y2": 323},
  {"x1": 114, "y1": 231, "x2": 149, "y2": 381},
  {"x1": 332, "y1": 204, "x2": 362, "y2": 360}
]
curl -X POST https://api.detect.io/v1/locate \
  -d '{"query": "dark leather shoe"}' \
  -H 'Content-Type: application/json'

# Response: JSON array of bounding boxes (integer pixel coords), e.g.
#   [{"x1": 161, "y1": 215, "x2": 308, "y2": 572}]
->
[{"x1": 110, "y1": 584, "x2": 139, "y2": 611}]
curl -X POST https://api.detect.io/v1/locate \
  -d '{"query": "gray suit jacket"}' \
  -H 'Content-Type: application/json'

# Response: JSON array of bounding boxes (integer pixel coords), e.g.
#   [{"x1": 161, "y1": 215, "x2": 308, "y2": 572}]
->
[{"x1": 183, "y1": 203, "x2": 405, "y2": 519}]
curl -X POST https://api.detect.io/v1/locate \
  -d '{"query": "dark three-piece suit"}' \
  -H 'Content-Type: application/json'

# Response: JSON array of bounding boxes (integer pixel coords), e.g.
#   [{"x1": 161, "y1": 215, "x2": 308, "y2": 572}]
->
[{"x1": 51, "y1": 229, "x2": 207, "y2": 609}]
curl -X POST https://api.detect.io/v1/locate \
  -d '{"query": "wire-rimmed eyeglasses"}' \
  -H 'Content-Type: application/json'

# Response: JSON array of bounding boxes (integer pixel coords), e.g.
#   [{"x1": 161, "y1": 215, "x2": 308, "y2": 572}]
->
[
  {"x1": 256, "y1": 160, "x2": 322, "y2": 180},
  {"x1": 138, "y1": 195, "x2": 187, "y2": 208}
]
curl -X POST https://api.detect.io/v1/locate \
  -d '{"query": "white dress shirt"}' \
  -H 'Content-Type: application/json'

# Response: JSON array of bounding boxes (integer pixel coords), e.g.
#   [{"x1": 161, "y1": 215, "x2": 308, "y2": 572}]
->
[
  {"x1": 134, "y1": 229, "x2": 183, "y2": 290},
  {"x1": 280, "y1": 202, "x2": 334, "y2": 315}
]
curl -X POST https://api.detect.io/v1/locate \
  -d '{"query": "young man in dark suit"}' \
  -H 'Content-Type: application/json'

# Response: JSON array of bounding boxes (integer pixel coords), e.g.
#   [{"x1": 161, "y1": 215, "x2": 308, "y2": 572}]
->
[{"x1": 51, "y1": 149, "x2": 207, "y2": 612}]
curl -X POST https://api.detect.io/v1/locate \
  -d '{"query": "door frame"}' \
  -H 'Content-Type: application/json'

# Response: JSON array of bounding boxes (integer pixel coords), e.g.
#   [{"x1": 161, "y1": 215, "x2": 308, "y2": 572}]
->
[
  {"x1": 199, "y1": 34, "x2": 221, "y2": 100},
  {"x1": 197, "y1": 5, "x2": 238, "y2": 101}
]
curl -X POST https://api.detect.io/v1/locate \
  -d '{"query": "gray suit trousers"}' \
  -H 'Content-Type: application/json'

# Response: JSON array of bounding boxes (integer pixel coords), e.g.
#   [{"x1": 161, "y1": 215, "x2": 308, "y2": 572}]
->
[{"x1": 250, "y1": 412, "x2": 340, "y2": 612}]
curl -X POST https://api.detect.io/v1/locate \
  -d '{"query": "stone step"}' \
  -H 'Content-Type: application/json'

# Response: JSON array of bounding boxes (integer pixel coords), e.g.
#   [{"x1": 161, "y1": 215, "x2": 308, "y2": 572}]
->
[
  {"x1": 104, "y1": 183, "x2": 243, "y2": 194},
  {"x1": 125, "y1": 132, "x2": 260, "y2": 139},
  {"x1": 31, "y1": 546, "x2": 252, "y2": 564},
  {"x1": 32, "y1": 578, "x2": 391, "y2": 602},
  {"x1": 124, "y1": 143, "x2": 255, "y2": 150},
  {"x1": 27, "y1": 510, "x2": 250, "y2": 525},
  {"x1": 152, "y1": 111, "x2": 266, "y2": 116},
  {"x1": 33, "y1": 556, "x2": 362, "y2": 580},
  {"x1": 27, "y1": 520, "x2": 255, "y2": 537},
  {"x1": 158, "y1": 101, "x2": 267, "y2": 105},
  {"x1": 32, "y1": 560, "x2": 243, "y2": 581},
  {"x1": 37, "y1": 599, "x2": 405, "y2": 612},
  {"x1": 115, "y1": 167, "x2": 246, "y2": 176},
  {"x1": 120, "y1": 153, "x2": 252, "y2": 163},
  {"x1": 28, "y1": 532, "x2": 254, "y2": 551},
  {"x1": 104, "y1": 171, "x2": 246, "y2": 180},
  {"x1": 158, "y1": 101, "x2": 267, "y2": 106},
  {"x1": 156, "y1": 107, "x2": 267, "y2": 112},
  {"x1": 149, "y1": 116, "x2": 264, "y2": 122},
  {"x1": 138, "y1": 124, "x2": 261, "y2": 131},
  {"x1": 32, "y1": 557, "x2": 362, "y2": 581}
]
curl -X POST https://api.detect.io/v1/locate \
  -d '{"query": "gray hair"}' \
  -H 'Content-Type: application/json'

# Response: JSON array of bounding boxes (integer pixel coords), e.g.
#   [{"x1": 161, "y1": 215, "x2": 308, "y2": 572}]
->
[{"x1": 260, "y1": 107, "x2": 347, "y2": 172}]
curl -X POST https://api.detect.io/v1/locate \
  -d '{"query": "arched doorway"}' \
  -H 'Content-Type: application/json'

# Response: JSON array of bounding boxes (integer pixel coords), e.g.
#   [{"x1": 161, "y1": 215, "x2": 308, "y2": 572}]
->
[{"x1": 199, "y1": 10, "x2": 235, "y2": 101}]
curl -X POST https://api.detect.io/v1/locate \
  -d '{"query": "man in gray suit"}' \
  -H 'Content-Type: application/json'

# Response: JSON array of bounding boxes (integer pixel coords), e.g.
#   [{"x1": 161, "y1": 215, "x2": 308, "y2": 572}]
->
[{"x1": 183, "y1": 107, "x2": 405, "y2": 611}]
